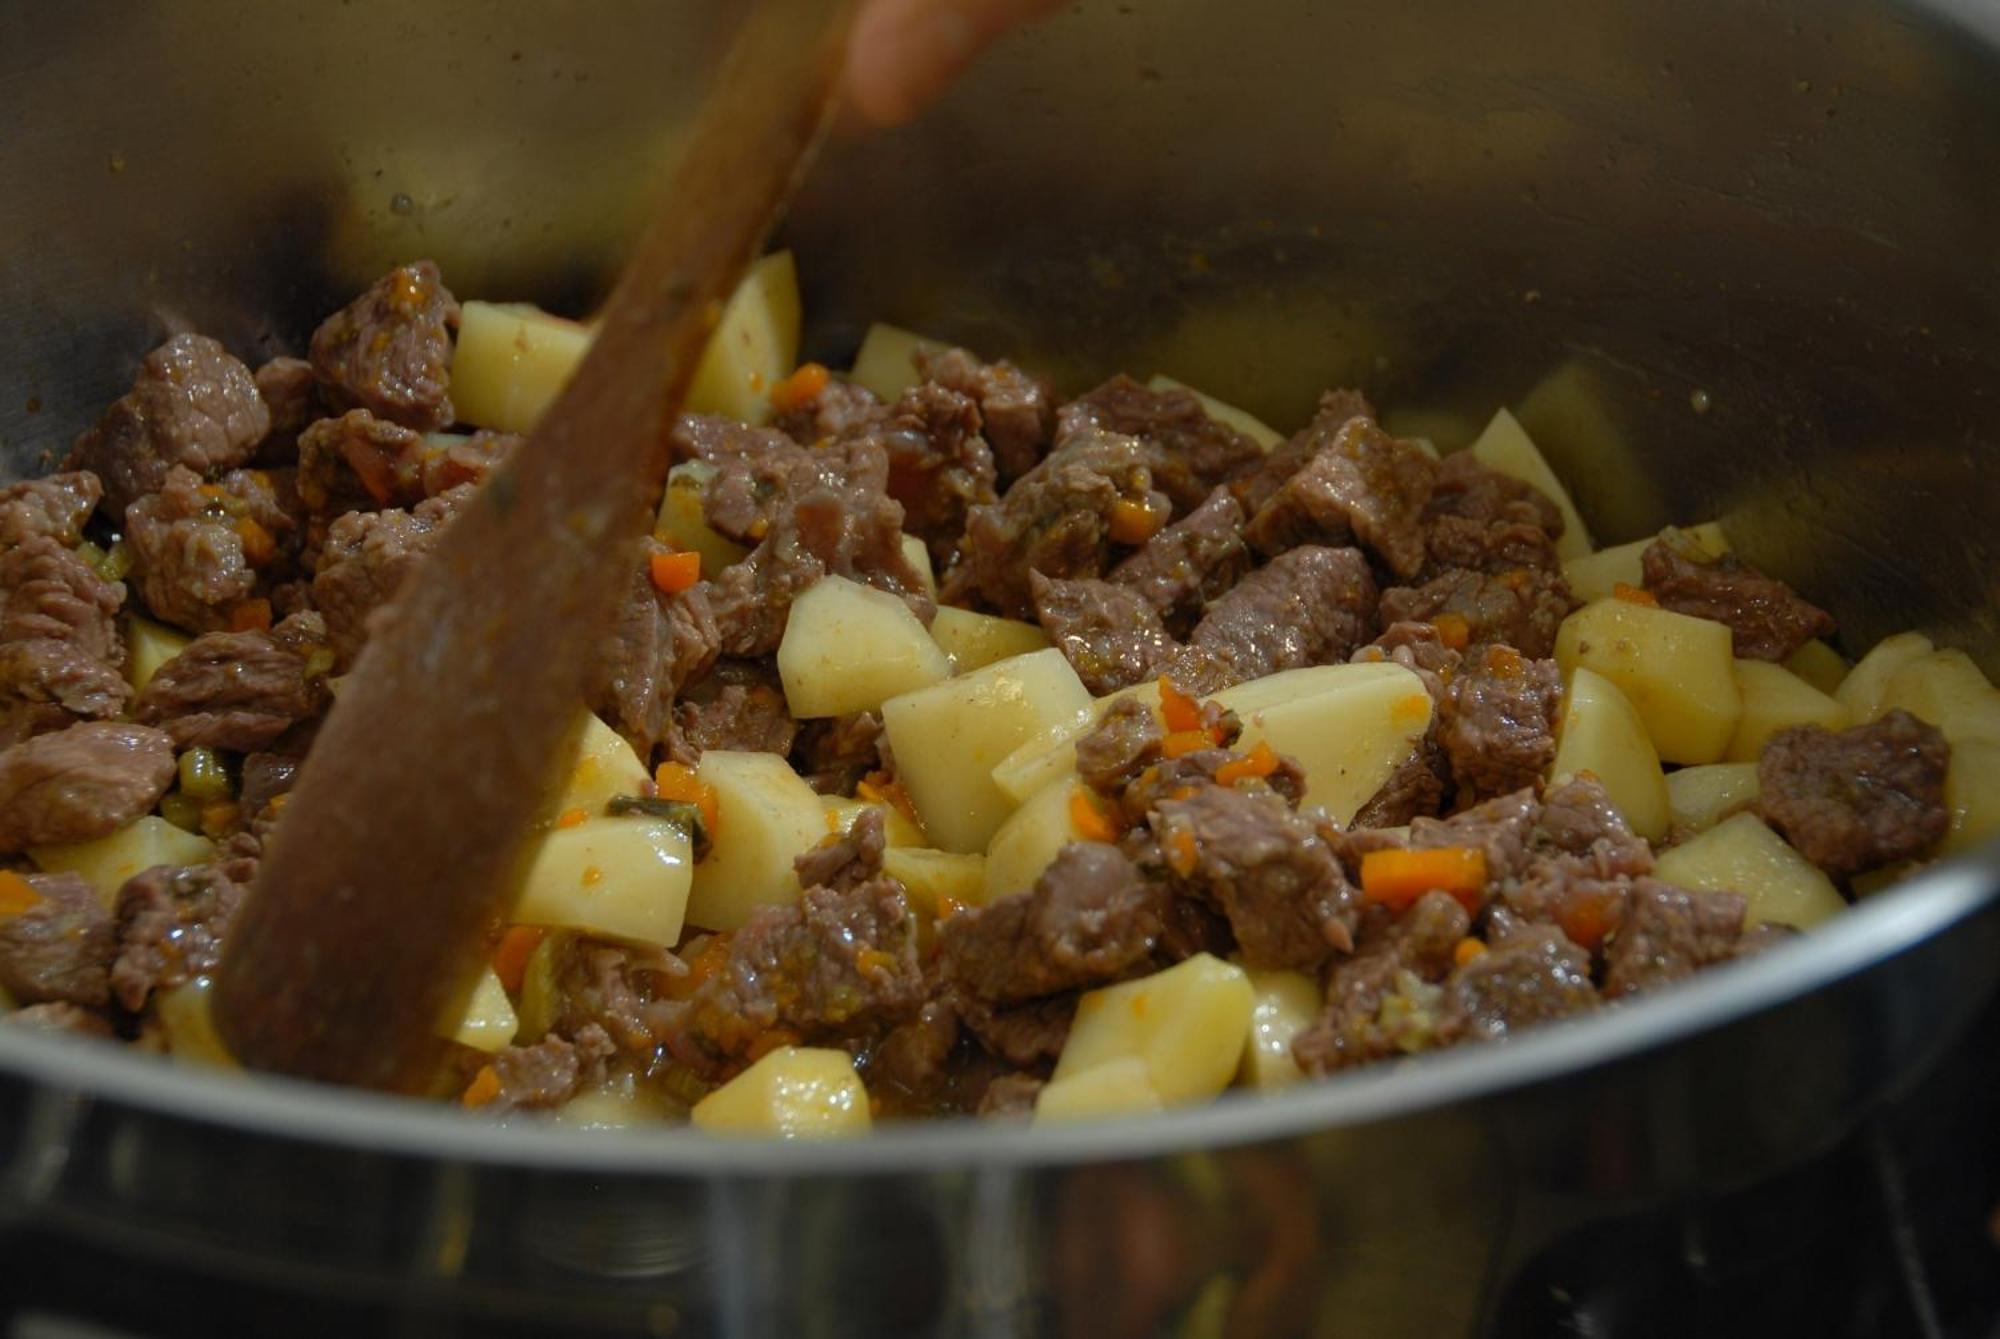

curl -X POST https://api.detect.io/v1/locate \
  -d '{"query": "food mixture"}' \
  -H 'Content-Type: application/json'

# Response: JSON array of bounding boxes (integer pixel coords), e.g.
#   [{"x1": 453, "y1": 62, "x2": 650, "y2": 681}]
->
[{"x1": 0, "y1": 256, "x2": 1994, "y2": 1134}]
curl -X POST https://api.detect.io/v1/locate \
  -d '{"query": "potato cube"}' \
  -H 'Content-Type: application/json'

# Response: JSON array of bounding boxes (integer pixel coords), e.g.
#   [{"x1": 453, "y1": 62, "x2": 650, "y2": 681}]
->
[
  {"x1": 820, "y1": 797, "x2": 926, "y2": 849},
  {"x1": 1238, "y1": 968, "x2": 1321, "y2": 1089},
  {"x1": 1555, "y1": 598, "x2": 1741, "y2": 765},
  {"x1": 561, "y1": 711, "x2": 654, "y2": 815},
  {"x1": 685, "y1": 252, "x2": 801, "y2": 425},
  {"x1": 654, "y1": 460, "x2": 751, "y2": 576},
  {"x1": 1214, "y1": 662, "x2": 1432, "y2": 824},
  {"x1": 1145, "y1": 374, "x2": 1282, "y2": 450},
  {"x1": 514, "y1": 815, "x2": 693, "y2": 947},
  {"x1": 881, "y1": 847, "x2": 988, "y2": 915},
  {"x1": 991, "y1": 680, "x2": 1161, "y2": 804},
  {"x1": 450, "y1": 301, "x2": 592, "y2": 433},
  {"x1": 555, "y1": 1076, "x2": 673, "y2": 1129},
  {"x1": 1549, "y1": 666, "x2": 1670, "y2": 840},
  {"x1": 1665, "y1": 762, "x2": 1761, "y2": 833},
  {"x1": 685, "y1": 751, "x2": 827, "y2": 930},
  {"x1": 1054, "y1": 954, "x2": 1256, "y2": 1106},
  {"x1": 154, "y1": 976, "x2": 236, "y2": 1068},
  {"x1": 929, "y1": 606, "x2": 1051, "y2": 675},
  {"x1": 1725, "y1": 660, "x2": 1850, "y2": 763},
  {"x1": 901, "y1": 535, "x2": 937, "y2": 598},
  {"x1": 1834, "y1": 631, "x2": 1934, "y2": 721},
  {"x1": 982, "y1": 779, "x2": 1084, "y2": 904},
  {"x1": 883, "y1": 649, "x2": 1094, "y2": 853},
  {"x1": 124, "y1": 615, "x2": 192, "y2": 693},
  {"x1": 449, "y1": 967, "x2": 520, "y2": 1054},
  {"x1": 1942, "y1": 738, "x2": 2000, "y2": 855},
  {"x1": 778, "y1": 575, "x2": 951, "y2": 719},
  {"x1": 1560, "y1": 523, "x2": 1728, "y2": 605},
  {"x1": 31, "y1": 817, "x2": 215, "y2": 908},
  {"x1": 1879, "y1": 649, "x2": 2000, "y2": 746},
  {"x1": 1783, "y1": 640, "x2": 1850, "y2": 696},
  {"x1": 691, "y1": 1046, "x2": 871, "y2": 1138},
  {"x1": 848, "y1": 322, "x2": 945, "y2": 403},
  {"x1": 1033, "y1": 1056, "x2": 1163, "y2": 1124},
  {"x1": 1653, "y1": 812, "x2": 1845, "y2": 929},
  {"x1": 1467, "y1": 408, "x2": 1593, "y2": 560}
]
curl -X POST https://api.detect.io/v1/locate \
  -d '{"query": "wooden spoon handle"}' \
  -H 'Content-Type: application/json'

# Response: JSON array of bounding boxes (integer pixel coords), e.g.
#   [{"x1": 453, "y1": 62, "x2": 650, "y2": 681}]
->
[{"x1": 213, "y1": 0, "x2": 857, "y2": 1091}]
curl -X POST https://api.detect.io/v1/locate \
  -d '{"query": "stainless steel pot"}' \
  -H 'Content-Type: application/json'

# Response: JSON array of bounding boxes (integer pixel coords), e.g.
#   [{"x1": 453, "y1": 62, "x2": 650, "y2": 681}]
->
[{"x1": 2, "y1": 2, "x2": 1997, "y2": 1334}]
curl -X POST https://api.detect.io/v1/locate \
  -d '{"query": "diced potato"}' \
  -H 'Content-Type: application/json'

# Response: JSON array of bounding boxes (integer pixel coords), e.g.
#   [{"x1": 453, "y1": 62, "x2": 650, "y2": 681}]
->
[
  {"x1": 31, "y1": 817, "x2": 215, "y2": 908},
  {"x1": 1549, "y1": 666, "x2": 1670, "y2": 840},
  {"x1": 561, "y1": 711, "x2": 653, "y2": 815},
  {"x1": 685, "y1": 251, "x2": 801, "y2": 425},
  {"x1": 1383, "y1": 407, "x2": 1484, "y2": 455},
  {"x1": 982, "y1": 778, "x2": 1083, "y2": 903},
  {"x1": 929, "y1": 606, "x2": 1051, "y2": 675},
  {"x1": 1555, "y1": 599, "x2": 1741, "y2": 765},
  {"x1": 154, "y1": 976, "x2": 236, "y2": 1068},
  {"x1": 1238, "y1": 968, "x2": 1321, "y2": 1090},
  {"x1": 1879, "y1": 649, "x2": 2000, "y2": 746},
  {"x1": 1783, "y1": 640, "x2": 1850, "y2": 697},
  {"x1": 1725, "y1": 660, "x2": 1850, "y2": 763},
  {"x1": 1559, "y1": 523, "x2": 1729, "y2": 605},
  {"x1": 691, "y1": 1045, "x2": 871, "y2": 1138},
  {"x1": 848, "y1": 322, "x2": 945, "y2": 403},
  {"x1": 1665, "y1": 762, "x2": 1762, "y2": 834},
  {"x1": 777, "y1": 575, "x2": 951, "y2": 719},
  {"x1": 883, "y1": 649, "x2": 1094, "y2": 853},
  {"x1": 820, "y1": 797, "x2": 926, "y2": 849},
  {"x1": 1653, "y1": 812, "x2": 1845, "y2": 929},
  {"x1": 881, "y1": 847, "x2": 988, "y2": 914},
  {"x1": 1214, "y1": 663, "x2": 1432, "y2": 825},
  {"x1": 901, "y1": 535, "x2": 937, "y2": 599},
  {"x1": 1834, "y1": 631, "x2": 1934, "y2": 721},
  {"x1": 124, "y1": 615, "x2": 192, "y2": 693},
  {"x1": 449, "y1": 967, "x2": 520, "y2": 1054},
  {"x1": 1033, "y1": 1055, "x2": 1163, "y2": 1124},
  {"x1": 685, "y1": 751, "x2": 827, "y2": 930},
  {"x1": 1466, "y1": 408, "x2": 1593, "y2": 560},
  {"x1": 555, "y1": 1076, "x2": 674, "y2": 1129},
  {"x1": 1054, "y1": 954, "x2": 1256, "y2": 1106},
  {"x1": 450, "y1": 301, "x2": 592, "y2": 433},
  {"x1": 991, "y1": 680, "x2": 1163, "y2": 804},
  {"x1": 514, "y1": 815, "x2": 693, "y2": 947},
  {"x1": 654, "y1": 460, "x2": 751, "y2": 576},
  {"x1": 1942, "y1": 738, "x2": 2000, "y2": 855},
  {"x1": 1146, "y1": 374, "x2": 1282, "y2": 450}
]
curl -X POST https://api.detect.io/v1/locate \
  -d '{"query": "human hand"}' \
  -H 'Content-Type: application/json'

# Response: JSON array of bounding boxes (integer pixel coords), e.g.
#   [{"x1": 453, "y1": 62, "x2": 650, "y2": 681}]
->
[{"x1": 845, "y1": 0, "x2": 1065, "y2": 127}]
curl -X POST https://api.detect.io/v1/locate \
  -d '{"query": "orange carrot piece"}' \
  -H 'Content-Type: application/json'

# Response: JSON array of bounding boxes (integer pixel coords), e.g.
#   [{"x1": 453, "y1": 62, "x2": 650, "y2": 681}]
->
[
  {"x1": 649, "y1": 549, "x2": 702, "y2": 595},
  {"x1": 1612, "y1": 582, "x2": 1659, "y2": 607},
  {"x1": 1166, "y1": 827, "x2": 1199, "y2": 877},
  {"x1": 555, "y1": 806, "x2": 589, "y2": 829},
  {"x1": 0, "y1": 870, "x2": 43, "y2": 920},
  {"x1": 1359, "y1": 846, "x2": 1490, "y2": 914},
  {"x1": 235, "y1": 517, "x2": 276, "y2": 566},
  {"x1": 1157, "y1": 675, "x2": 1204, "y2": 734},
  {"x1": 1215, "y1": 740, "x2": 1281, "y2": 785},
  {"x1": 1557, "y1": 890, "x2": 1623, "y2": 952},
  {"x1": 1433, "y1": 611, "x2": 1472, "y2": 652},
  {"x1": 1453, "y1": 937, "x2": 1487, "y2": 968},
  {"x1": 491, "y1": 925, "x2": 548, "y2": 994},
  {"x1": 1069, "y1": 785, "x2": 1118, "y2": 843},
  {"x1": 769, "y1": 362, "x2": 832, "y2": 414},
  {"x1": 461, "y1": 1065, "x2": 502, "y2": 1108},
  {"x1": 1161, "y1": 729, "x2": 1212, "y2": 759},
  {"x1": 228, "y1": 599, "x2": 273, "y2": 633},
  {"x1": 656, "y1": 761, "x2": 721, "y2": 835},
  {"x1": 1108, "y1": 497, "x2": 1167, "y2": 546}
]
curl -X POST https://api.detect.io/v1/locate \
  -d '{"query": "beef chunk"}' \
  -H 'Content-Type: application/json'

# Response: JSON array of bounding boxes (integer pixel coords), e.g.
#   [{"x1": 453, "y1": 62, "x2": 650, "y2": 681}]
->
[
  {"x1": 940, "y1": 843, "x2": 1165, "y2": 1005},
  {"x1": 3, "y1": 1001, "x2": 114, "y2": 1036},
  {"x1": 482, "y1": 1026, "x2": 616, "y2": 1113},
  {"x1": 1379, "y1": 564, "x2": 1573, "y2": 660},
  {"x1": 1108, "y1": 486, "x2": 1252, "y2": 631},
  {"x1": 1188, "y1": 545, "x2": 1377, "y2": 685},
  {"x1": 1640, "y1": 535, "x2": 1835, "y2": 662},
  {"x1": 0, "y1": 871, "x2": 115, "y2": 1007},
  {"x1": 1758, "y1": 710, "x2": 1951, "y2": 877},
  {"x1": 309, "y1": 483, "x2": 471, "y2": 667},
  {"x1": 110, "y1": 857, "x2": 252, "y2": 1011},
  {"x1": 793, "y1": 711, "x2": 885, "y2": 795},
  {"x1": 239, "y1": 748, "x2": 302, "y2": 817},
  {"x1": 869, "y1": 382, "x2": 998, "y2": 559},
  {"x1": 866, "y1": 997, "x2": 963, "y2": 1111},
  {"x1": 1032, "y1": 573, "x2": 1177, "y2": 695},
  {"x1": 1403, "y1": 788, "x2": 1543, "y2": 884},
  {"x1": 1426, "y1": 451, "x2": 1564, "y2": 537},
  {"x1": 1533, "y1": 773, "x2": 1655, "y2": 874},
  {"x1": 977, "y1": 1071, "x2": 1046, "y2": 1117},
  {"x1": 1350, "y1": 739, "x2": 1451, "y2": 829},
  {"x1": 309, "y1": 260, "x2": 459, "y2": 431},
  {"x1": 591, "y1": 540, "x2": 720, "y2": 759},
  {"x1": 134, "y1": 611, "x2": 331, "y2": 752},
  {"x1": 252, "y1": 356, "x2": 319, "y2": 465},
  {"x1": 0, "y1": 639, "x2": 132, "y2": 746},
  {"x1": 125, "y1": 466, "x2": 303, "y2": 633},
  {"x1": 1438, "y1": 646, "x2": 1563, "y2": 802},
  {"x1": 955, "y1": 992, "x2": 1075, "y2": 1067},
  {"x1": 698, "y1": 427, "x2": 888, "y2": 546},
  {"x1": 1351, "y1": 621, "x2": 1463, "y2": 701},
  {"x1": 1601, "y1": 879, "x2": 1749, "y2": 998},
  {"x1": 773, "y1": 377, "x2": 890, "y2": 444},
  {"x1": 1438, "y1": 925, "x2": 1598, "y2": 1043},
  {"x1": 914, "y1": 347, "x2": 1055, "y2": 483},
  {"x1": 671, "y1": 659, "x2": 797, "y2": 760},
  {"x1": 1152, "y1": 785, "x2": 1359, "y2": 969},
  {"x1": 1056, "y1": 375, "x2": 1264, "y2": 514},
  {"x1": 0, "y1": 473, "x2": 102, "y2": 551},
  {"x1": 795, "y1": 805, "x2": 888, "y2": 893},
  {"x1": 1119, "y1": 747, "x2": 1307, "y2": 829},
  {"x1": 534, "y1": 937, "x2": 684, "y2": 1057},
  {"x1": 297, "y1": 409, "x2": 512, "y2": 520},
  {"x1": 0, "y1": 723, "x2": 176, "y2": 851},
  {"x1": 1075, "y1": 696, "x2": 1165, "y2": 794},
  {"x1": 1245, "y1": 414, "x2": 1437, "y2": 579},
  {"x1": 0, "y1": 536, "x2": 123, "y2": 664},
  {"x1": 65, "y1": 334, "x2": 269, "y2": 520},
  {"x1": 1292, "y1": 891, "x2": 1470, "y2": 1073},
  {"x1": 958, "y1": 429, "x2": 1170, "y2": 619},
  {"x1": 1231, "y1": 389, "x2": 1376, "y2": 514}
]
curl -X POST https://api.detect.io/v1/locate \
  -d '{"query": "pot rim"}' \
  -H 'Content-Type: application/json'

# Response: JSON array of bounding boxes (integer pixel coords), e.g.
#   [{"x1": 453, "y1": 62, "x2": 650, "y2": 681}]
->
[{"x1": 2, "y1": 840, "x2": 1993, "y2": 1175}]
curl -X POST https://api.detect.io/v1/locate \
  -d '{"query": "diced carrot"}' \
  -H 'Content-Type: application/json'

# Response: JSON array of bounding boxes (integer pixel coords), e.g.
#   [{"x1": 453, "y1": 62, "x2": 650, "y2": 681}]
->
[
  {"x1": 855, "y1": 947, "x2": 896, "y2": 982},
  {"x1": 665, "y1": 933, "x2": 733, "y2": 1001},
  {"x1": 228, "y1": 599, "x2": 272, "y2": 633},
  {"x1": 199, "y1": 801, "x2": 240, "y2": 840},
  {"x1": 1484, "y1": 645, "x2": 1524, "y2": 679},
  {"x1": 555, "y1": 806, "x2": 589, "y2": 829},
  {"x1": 1161, "y1": 729, "x2": 1212, "y2": 759},
  {"x1": 1158, "y1": 675, "x2": 1204, "y2": 734},
  {"x1": 461, "y1": 1065, "x2": 502, "y2": 1108},
  {"x1": 1391, "y1": 693, "x2": 1431, "y2": 727},
  {"x1": 0, "y1": 870, "x2": 43, "y2": 920},
  {"x1": 656, "y1": 761, "x2": 721, "y2": 835},
  {"x1": 1069, "y1": 785, "x2": 1119, "y2": 843},
  {"x1": 1433, "y1": 612, "x2": 1472, "y2": 652},
  {"x1": 491, "y1": 925, "x2": 547, "y2": 994},
  {"x1": 1215, "y1": 740, "x2": 1281, "y2": 785},
  {"x1": 934, "y1": 895, "x2": 967, "y2": 921},
  {"x1": 1359, "y1": 846, "x2": 1490, "y2": 914},
  {"x1": 580, "y1": 865, "x2": 603, "y2": 887},
  {"x1": 1108, "y1": 497, "x2": 1167, "y2": 546},
  {"x1": 769, "y1": 362, "x2": 832, "y2": 414},
  {"x1": 1453, "y1": 937, "x2": 1487, "y2": 968},
  {"x1": 1166, "y1": 827, "x2": 1199, "y2": 877},
  {"x1": 1612, "y1": 582, "x2": 1659, "y2": 607},
  {"x1": 649, "y1": 549, "x2": 702, "y2": 594},
  {"x1": 235, "y1": 517, "x2": 276, "y2": 566},
  {"x1": 1557, "y1": 890, "x2": 1623, "y2": 952},
  {"x1": 855, "y1": 771, "x2": 921, "y2": 828}
]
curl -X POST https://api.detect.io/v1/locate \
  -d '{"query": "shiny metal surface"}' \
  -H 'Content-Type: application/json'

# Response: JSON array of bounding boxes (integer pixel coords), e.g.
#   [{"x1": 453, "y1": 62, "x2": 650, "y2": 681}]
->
[{"x1": 1, "y1": 1, "x2": 1998, "y2": 1334}]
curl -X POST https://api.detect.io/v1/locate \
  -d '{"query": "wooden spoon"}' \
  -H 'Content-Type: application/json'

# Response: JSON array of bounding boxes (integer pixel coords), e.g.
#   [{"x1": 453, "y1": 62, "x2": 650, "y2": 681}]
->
[{"x1": 212, "y1": 0, "x2": 857, "y2": 1092}]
